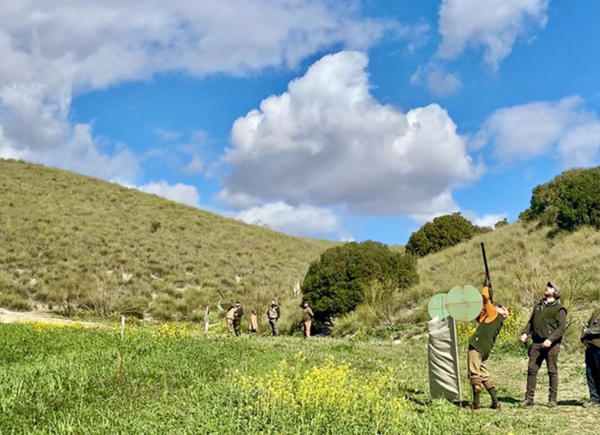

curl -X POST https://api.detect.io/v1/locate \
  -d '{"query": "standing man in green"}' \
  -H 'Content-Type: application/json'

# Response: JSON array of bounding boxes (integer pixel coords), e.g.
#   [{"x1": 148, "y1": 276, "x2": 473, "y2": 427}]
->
[
  {"x1": 267, "y1": 299, "x2": 281, "y2": 336},
  {"x1": 520, "y1": 282, "x2": 567, "y2": 408},
  {"x1": 232, "y1": 301, "x2": 244, "y2": 337},
  {"x1": 581, "y1": 307, "x2": 600, "y2": 408}
]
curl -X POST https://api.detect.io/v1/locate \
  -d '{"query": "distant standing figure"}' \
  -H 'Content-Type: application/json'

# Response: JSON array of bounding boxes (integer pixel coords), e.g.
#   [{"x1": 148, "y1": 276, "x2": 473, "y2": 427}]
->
[
  {"x1": 249, "y1": 310, "x2": 258, "y2": 333},
  {"x1": 520, "y1": 282, "x2": 567, "y2": 408},
  {"x1": 225, "y1": 304, "x2": 236, "y2": 334},
  {"x1": 581, "y1": 307, "x2": 600, "y2": 408},
  {"x1": 267, "y1": 299, "x2": 281, "y2": 336},
  {"x1": 233, "y1": 302, "x2": 244, "y2": 337},
  {"x1": 302, "y1": 301, "x2": 314, "y2": 339}
]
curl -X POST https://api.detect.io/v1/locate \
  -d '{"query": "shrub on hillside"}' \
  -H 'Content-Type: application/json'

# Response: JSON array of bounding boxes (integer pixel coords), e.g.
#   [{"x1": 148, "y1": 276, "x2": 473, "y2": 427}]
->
[
  {"x1": 301, "y1": 241, "x2": 418, "y2": 322},
  {"x1": 0, "y1": 293, "x2": 32, "y2": 311},
  {"x1": 405, "y1": 213, "x2": 480, "y2": 257},
  {"x1": 495, "y1": 218, "x2": 508, "y2": 229},
  {"x1": 520, "y1": 166, "x2": 600, "y2": 233}
]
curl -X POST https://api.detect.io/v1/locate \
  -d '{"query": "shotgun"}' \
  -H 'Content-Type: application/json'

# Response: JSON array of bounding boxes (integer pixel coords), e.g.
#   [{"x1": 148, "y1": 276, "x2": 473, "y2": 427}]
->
[{"x1": 480, "y1": 242, "x2": 493, "y2": 302}]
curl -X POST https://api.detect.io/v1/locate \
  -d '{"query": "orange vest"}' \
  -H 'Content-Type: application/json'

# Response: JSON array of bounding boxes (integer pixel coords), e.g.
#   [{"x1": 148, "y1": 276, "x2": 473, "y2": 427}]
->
[{"x1": 476, "y1": 286, "x2": 498, "y2": 324}]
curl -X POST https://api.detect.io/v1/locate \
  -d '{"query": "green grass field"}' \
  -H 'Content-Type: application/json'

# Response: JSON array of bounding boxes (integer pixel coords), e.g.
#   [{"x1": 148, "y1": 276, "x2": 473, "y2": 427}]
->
[{"x1": 1, "y1": 322, "x2": 598, "y2": 434}]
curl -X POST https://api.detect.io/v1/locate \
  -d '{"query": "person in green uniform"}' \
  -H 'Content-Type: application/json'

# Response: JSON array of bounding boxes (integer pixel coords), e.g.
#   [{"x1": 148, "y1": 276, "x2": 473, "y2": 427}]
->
[
  {"x1": 520, "y1": 282, "x2": 567, "y2": 408},
  {"x1": 468, "y1": 285, "x2": 509, "y2": 410},
  {"x1": 232, "y1": 301, "x2": 244, "y2": 337},
  {"x1": 581, "y1": 307, "x2": 600, "y2": 408}
]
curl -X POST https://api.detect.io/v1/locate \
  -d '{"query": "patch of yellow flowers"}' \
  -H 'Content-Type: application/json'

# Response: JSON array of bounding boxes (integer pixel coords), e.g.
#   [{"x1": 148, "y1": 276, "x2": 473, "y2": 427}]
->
[
  {"x1": 234, "y1": 356, "x2": 410, "y2": 426},
  {"x1": 27, "y1": 321, "x2": 85, "y2": 333},
  {"x1": 153, "y1": 322, "x2": 191, "y2": 338}
]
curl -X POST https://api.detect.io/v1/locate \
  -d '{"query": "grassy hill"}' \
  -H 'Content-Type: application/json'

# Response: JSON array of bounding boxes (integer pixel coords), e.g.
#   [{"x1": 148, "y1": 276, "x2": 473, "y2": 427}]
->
[
  {"x1": 0, "y1": 159, "x2": 334, "y2": 323},
  {"x1": 333, "y1": 220, "x2": 600, "y2": 343},
  {"x1": 2, "y1": 159, "x2": 599, "y2": 338}
]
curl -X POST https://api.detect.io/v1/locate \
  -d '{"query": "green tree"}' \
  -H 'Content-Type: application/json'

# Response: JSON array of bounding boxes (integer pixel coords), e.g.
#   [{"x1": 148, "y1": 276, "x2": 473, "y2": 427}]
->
[
  {"x1": 301, "y1": 241, "x2": 418, "y2": 321},
  {"x1": 405, "y1": 213, "x2": 479, "y2": 257},
  {"x1": 495, "y1": 218, "x2": 508, "y2": 229},
  {"x1": 520, "y1": 167, "x2": 600, "y2": 233}
]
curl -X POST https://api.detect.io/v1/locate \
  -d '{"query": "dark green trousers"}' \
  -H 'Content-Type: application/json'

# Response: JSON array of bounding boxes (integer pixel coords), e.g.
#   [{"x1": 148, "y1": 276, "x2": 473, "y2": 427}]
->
[{"x1": 526, "y1": 343, "x2": 560, "y2": 402}]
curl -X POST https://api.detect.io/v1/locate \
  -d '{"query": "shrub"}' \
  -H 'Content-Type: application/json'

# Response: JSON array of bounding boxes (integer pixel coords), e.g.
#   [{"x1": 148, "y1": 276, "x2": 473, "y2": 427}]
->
[
  {"x1": 494, "y1": 218, "x2": 508, "y2": 228},
  {"x1": 301, "y1": 241, "x2": 418, "y2": 321},
  {"x1": 0, "y1": 293, "x2": 32, "y2": 311},
  {"x1": 405, "y1": 213, "x2": 480, "y2": 257},
  {"x1": 520, "y1": 166, "x2": 600, "y2": 233}
]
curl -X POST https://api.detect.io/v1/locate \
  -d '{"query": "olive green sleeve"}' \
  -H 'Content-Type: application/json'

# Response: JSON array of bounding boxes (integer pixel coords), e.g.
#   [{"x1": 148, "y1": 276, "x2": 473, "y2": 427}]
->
[
  {"x1": 521, "y1": 311, "x2": 533, "y2": 336},
  {"x1": 548, "y1": 309, "x2": 567, "y2": 343}
]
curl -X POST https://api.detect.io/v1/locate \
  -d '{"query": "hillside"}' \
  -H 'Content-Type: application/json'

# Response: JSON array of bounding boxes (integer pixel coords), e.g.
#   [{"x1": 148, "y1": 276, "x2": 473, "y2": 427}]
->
[
  {"x1": 0, "y1": 159, "x2": 334, "y2": 322},
  {"x1": 399, "y1": 221, "x2": 600, "y2": 331},
  {"x1": 331, "y1": 221, "x2": 600, "y2": 339}
]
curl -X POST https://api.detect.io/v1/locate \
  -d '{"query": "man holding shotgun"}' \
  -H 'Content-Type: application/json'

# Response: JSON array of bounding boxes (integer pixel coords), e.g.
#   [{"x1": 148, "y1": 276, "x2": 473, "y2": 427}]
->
[{"x1": 468, "y1": 243, "x2": 510, "y2": 410}]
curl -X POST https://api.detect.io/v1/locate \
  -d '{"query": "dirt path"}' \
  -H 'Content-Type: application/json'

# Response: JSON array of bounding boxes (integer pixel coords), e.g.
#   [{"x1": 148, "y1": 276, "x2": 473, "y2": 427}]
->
[{"x1": 0, "y1": 308, "x2": 103, "y2": 327}]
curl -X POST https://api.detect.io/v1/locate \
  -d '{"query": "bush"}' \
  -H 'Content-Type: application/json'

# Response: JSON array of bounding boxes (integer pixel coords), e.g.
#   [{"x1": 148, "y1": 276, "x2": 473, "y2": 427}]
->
[
  {"x1": 520, "y1": 166, "x2": 600, "y2": 233},
  {"x1": 0, "y1": 293, "x2": 32, "y2": 311},
  {"x1": 405, "y1": 213, "x2": 480, "y2": 257},
  {"x1": 494, "y1": 218, "x2": 508, "y2": 229},
  {"x1": 301, "y1": 241, "x2": 418, "y2": 321}
]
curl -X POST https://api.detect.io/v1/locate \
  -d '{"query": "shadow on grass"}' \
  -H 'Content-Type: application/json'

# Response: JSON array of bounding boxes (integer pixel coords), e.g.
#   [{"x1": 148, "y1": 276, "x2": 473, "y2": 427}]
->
[
  {"x1": 498, "y1": 396, "x2": 521, "y2": 404},
  {"x1": 558, "y1": 399, "x2": 583, "y2": 407}
]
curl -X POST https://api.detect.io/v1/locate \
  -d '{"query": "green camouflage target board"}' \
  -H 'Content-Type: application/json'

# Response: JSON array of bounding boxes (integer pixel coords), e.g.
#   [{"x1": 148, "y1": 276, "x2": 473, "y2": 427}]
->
[
  {"x1": 445, "y1": 285, "x2": 482, "y2": 321},
  {"x1": 427, "y1": 293, "x2": 449, "y2": 319}
]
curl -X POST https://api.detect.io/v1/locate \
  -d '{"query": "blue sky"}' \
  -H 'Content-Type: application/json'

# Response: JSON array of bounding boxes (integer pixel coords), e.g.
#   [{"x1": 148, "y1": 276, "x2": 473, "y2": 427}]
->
[{"x1": 1, "y1": 1, "x2": 599, "y2": 244}]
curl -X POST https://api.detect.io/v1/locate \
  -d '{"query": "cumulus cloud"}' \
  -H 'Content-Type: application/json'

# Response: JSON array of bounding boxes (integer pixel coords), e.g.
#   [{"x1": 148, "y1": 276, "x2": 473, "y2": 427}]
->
[
  {"x1": 411, "y1": 63, "x2": 461, "y2": 96},
  {"x1": 183, "y1": 155, "x2": 204, "y2": 175},
  {"x1": 136, "y1": 181, "x2": 201, "y2": 208},
  {"x1": 237, "y1": 201, "x2": 343, "y2": 238},
  {"x1": 437, "y1": 0, "x2": 549, "y2": 70},
  {"x1": 222, "y1": 51, "x2": 481, "y2": 218},
  {"x1": 473, "y1": 96, "x2": 600, "y2": 167},
  {"x1": 470, "y1": 212, "x2": 509, "y2": 228},
  {"x1": 0, "y1": 0, "x2": 396, "y2": 182}
]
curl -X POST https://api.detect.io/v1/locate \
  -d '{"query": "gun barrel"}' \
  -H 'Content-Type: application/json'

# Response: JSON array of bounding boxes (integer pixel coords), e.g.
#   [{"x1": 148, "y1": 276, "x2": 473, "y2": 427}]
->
[{"x1": 481, "y1": 242, "x2": 493, "y2": 301}]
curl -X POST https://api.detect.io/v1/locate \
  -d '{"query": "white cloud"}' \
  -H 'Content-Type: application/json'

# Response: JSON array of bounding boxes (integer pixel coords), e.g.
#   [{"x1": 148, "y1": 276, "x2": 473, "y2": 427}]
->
[
  {"x1": 237, "y1": 201, "x2": 343, "y2": 238},
  {"x1": 0, "y1": 0, "x2": 395, "y2": 182},
  {"x1": 136, "y1": 180, "x2": 201, "y2": 208},
  {"x1": 470, "y1": 212, "x2": 509, "y2": 228},
  {"x1": 183, "y1": 155, "x2": 204, "y2": 175},
  {"x1": 411, "y1": 63, "x2": 461, "y2": 96},
  {"x1": 473, "y1": 96, "x2": 600, "y2": 167},
  {"x1": 437, "y1": 0, "x2": 549, "y2": 70},
  {"x1": 223, "y1": 51, "x2": 481, "y2": 217},
  {"x1": 216, "y1": 189, "x2": 264, "y2": 210}
]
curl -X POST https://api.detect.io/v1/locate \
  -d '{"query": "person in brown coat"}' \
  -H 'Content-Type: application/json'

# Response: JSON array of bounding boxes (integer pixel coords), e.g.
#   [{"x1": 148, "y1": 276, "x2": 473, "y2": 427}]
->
[
  {"x1": 302, "y1": 301, "x2": 314, "y2": 339},
  {"x1": 249, "y1": 310, "x2": 258, "y2": 333}
]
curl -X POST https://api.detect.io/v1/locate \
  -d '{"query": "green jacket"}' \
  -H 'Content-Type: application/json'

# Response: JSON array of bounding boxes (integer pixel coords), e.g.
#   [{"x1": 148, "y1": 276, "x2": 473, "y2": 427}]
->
[
  {"x1": 522, "y1": 299, "x2": 567, "y2": 344},
  {"x1": 581, "y1": 308, "x2": 600, "y2": 348},
  {"x1": 303, "y1": 307, "x2": 314, "y2": 321},
  {"x1": 469, "y1": 315, "x2": 504, "y2": 359},
  {"x1": 233, "y1": 306, "x2": 244, "y2": 320}
]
